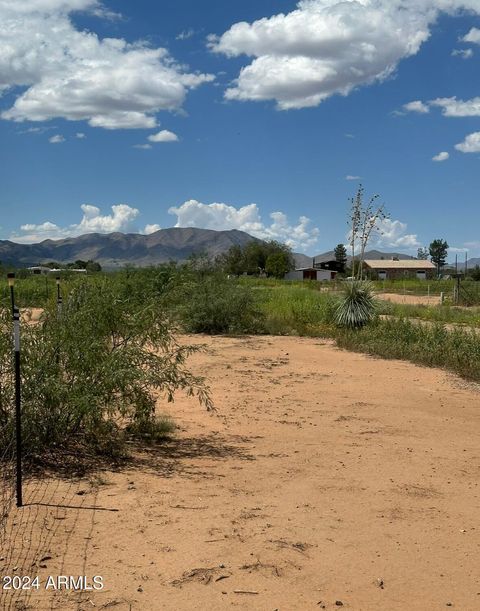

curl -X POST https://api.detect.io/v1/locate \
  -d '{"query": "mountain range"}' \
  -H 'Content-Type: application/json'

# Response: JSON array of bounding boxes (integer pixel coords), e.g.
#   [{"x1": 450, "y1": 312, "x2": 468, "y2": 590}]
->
[
  {"x1": 0, "y1": 228, "x2": 262, "y2": 268},
  {"x1": 0, "y1": 228, "x2": 478, "y2": 269}
]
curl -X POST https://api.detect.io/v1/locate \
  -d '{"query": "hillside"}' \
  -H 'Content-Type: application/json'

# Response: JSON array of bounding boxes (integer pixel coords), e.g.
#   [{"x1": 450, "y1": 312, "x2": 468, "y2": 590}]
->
[{"x1": 0, "y1": 228, "x2": 262, "y2": 268}]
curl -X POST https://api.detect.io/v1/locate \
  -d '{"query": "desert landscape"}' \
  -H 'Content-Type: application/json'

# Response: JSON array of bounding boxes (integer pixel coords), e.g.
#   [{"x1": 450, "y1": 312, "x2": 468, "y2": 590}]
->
[{"x1": 2, "y1": 334, "x2": 479, "y2": 611}]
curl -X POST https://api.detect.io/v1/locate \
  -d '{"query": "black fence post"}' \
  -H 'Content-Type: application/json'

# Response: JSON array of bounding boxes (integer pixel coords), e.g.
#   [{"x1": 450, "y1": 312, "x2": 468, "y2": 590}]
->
[
  {"x1": 56, "y1": 276, "x2": 62, "y2": 314},
  {"x1": 7, "y1": 273, "x2": 22, "y2": 508}
]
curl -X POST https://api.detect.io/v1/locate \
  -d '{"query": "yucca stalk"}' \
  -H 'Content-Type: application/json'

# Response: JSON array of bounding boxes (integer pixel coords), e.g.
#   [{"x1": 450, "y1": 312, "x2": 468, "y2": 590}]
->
[{"x1": 335, "y1": 280, "x2": 377, "y2": 328}]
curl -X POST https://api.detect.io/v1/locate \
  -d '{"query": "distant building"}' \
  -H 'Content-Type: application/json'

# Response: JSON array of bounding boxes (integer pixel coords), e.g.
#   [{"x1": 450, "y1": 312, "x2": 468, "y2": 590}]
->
[
  {"x1": 285, "y1": 267, "x2": 337, "y2": 281},
  {"x1": 364, "y1": 259, "x2": 436, "y2": 280},
  {"x1": 27, "y1": 266, "x2": 51, "y2": 275},
  {"x1": 313, "y1": 258, "x2": 344, "y2": 273},
  {"x1": 27, "y1": 266, "x2": 87, "y2": 274}
]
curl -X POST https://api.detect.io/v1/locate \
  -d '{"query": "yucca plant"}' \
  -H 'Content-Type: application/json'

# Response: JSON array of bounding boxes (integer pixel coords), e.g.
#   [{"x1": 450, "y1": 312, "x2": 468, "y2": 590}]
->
[{"x1": 335, "y1": 280, "x2": 377, "y2": 328}]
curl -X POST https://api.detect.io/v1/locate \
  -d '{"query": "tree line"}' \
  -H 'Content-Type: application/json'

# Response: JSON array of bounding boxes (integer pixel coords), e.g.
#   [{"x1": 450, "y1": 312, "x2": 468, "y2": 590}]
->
[{"x1": 218, "y1": 240, "x2": 295, "y2": 278}]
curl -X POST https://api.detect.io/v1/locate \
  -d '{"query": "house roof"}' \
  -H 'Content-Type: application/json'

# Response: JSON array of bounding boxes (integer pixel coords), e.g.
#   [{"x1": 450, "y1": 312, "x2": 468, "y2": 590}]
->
[
  {"x1": 294, "y1": 267, "x2": 336, "y2": 272},
  {"x1": 364, "y1": 260, "x2": 436, "y2": 269}
]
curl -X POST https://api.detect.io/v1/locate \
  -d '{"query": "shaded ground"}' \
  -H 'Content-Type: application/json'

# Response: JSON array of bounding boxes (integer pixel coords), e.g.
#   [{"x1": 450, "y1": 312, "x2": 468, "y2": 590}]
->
[{"x1": 1, "y1": 335, "x2": 480, "y2": 610}]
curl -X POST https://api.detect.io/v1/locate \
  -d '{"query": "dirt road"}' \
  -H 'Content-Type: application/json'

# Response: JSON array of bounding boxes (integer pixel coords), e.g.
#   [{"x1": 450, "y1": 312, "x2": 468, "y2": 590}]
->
[{"x1": 2, "y1": 335, "x2": 479, "y2": 610}]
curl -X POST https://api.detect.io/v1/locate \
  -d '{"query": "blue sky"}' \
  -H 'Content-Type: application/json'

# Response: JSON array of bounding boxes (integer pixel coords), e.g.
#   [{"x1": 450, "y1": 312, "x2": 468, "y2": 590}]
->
[{"x1": 1, "y1": 0, "x2": 480, "y2": 256}]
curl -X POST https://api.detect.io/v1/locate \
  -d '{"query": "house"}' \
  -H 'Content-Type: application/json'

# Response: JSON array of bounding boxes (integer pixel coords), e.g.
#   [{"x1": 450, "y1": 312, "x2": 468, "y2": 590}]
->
[
  {"x1": 363, "y1": 259, "x2": 436, "y2": 280},
  {"x1": 27, "y1": 266, "x2": 51, "y2": 275},
  {"x1": 285, "y1": 267, "x2": 337, "y2": 281}
]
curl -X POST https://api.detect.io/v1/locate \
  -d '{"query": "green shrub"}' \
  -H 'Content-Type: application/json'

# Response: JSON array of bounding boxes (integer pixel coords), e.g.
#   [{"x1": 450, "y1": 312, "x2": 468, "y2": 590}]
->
[
  {"x1": 176, "y1": 272, "x2": 264, "y2": 334},
  {"x1": 0, "y1": 280, "x2": 211, "y2": 462}
]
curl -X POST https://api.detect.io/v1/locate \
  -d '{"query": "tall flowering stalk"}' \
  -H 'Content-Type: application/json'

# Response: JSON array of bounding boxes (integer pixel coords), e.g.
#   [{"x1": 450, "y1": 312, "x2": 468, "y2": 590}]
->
[{"x1": 348, "y1": 185, "x2": 389, "y2": 280}]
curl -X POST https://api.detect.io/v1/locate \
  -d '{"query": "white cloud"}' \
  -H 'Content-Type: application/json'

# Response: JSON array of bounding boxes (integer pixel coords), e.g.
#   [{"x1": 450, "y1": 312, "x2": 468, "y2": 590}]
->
[
  {"x1": 455, "y1": 131, "x2": 480, "y2": 153},
  {"x1": 0, "y1": 2, "x2": 213, "y2": 129},
  {"x1": 133, "y1": 143, "x2": 152, "y2": 149},
  {"x1": 11, "y1": 203, "x2": 140, "y2": 243},
  {"x1": 209, "y1": 0, "x2": 480, "y2": 109},
  {"x1": 372, "y1": 218, "x2": 420, "y2": 249},
  {"x1": 345, "y1": 175, "x2": 361, "y2": 180},
  {"x1": 451, "y1": 48, "x2": 473, "y2": 58},
  {"x1": 144, "y1": 223, "x2": 161, "y2": 234},
  {"x1": 461, "y1": 27, "x2": 480, "y2": 44},
  {"x1": 75, "y1": 132, "x2": 86, "y2": 139},
  {"x1": 432, "y1": 151, "x2": 449, "y2": 161},
  {"x1": 176, "y1": 29, "x2": 194, "y2": 41},
  {"x1": 430, "y1": 96, "x2": 480, "y2": 117},
  {"x1": 148, "y1": 130, "x2": 179, "y2": 142},
  {"x1": 403, "y1": 100, "x2": 430, "y2": 113},
  {"x1": 49, "y1": 134, "x2": 65, "y2": 143},
  {"x1": 168, "y1": 199, "x2": 320, "y2": 250},
  {"x1": 465, "y1": 241, "x2": 480, "y2": 249}
]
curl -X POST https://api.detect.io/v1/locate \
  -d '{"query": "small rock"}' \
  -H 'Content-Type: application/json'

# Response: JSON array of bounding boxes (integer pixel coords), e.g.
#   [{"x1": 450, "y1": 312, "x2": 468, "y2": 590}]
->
[
  {"x1": 335, "y1": 602, "x2": 344, "y2": 607},
  {"x1": 137, "y1": 586, "x2": 143, "y2": 593}
]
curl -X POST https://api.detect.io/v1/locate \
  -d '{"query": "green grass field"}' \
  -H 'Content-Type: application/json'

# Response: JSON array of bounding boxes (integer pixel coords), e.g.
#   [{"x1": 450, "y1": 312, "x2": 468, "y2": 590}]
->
[{"x1": 4, "y1": 270, "x2": 480, "y2": 383}]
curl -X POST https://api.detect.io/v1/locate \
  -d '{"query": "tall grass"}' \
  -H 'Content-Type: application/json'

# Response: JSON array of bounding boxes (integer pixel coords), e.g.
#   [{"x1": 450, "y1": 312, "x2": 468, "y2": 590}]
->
[
  {"x1": 257, "y1": 285, "x2": 337, "y2": 335},
  {"x1": 378, "y1": 301, "x2": 480, "y2": 327},
  {"x1": 336, "y1": 318, "x2": 480, "y2": 383}
]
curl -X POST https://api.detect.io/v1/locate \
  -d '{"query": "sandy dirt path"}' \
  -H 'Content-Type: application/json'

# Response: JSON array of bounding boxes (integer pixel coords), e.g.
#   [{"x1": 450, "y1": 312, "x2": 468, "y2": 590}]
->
[
  {"x1": 1, "y1": 335, "x2": 480, "y2": 610},
  {"x1": 376, "y1": 293, "x2": 442, "y2": 306}
]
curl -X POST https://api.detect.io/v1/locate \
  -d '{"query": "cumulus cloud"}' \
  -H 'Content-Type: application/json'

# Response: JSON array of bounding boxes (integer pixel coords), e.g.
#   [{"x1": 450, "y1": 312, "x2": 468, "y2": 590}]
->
[
  {"x1": 461, "y1": 27, "x2": 480, "y2": 44},
  {"x1": 432, "y1": 151, "x2": 449, "y2": 161},
  {"x1": 0, "y1": 1, "x2": 213, "y2": 129},
  {"x1": 403, "y1": 100, "x2": 430, "y2": 113},
  {"x1": 430, "y1": 96, "x2": 480, "y2": 117},
  {"x1": 148, "y1": 130, "x2": 179, "y2": 142},
  {"x1": 209, "y1": 0, "x2": 480, "y2": 109},
  {"x1": 168, "y1": 199, "x2": 320, "y2": 250},
  {"x1": 144, "y1": 223, "x2": 162, "y2": 234},
  {"x1": 403, "y1": 95, "x2": 480, "y2": 121},
  {"x1": 345, "y1": 175, "x2": 361, "y2": 180},
  {"x1": 76, "y1": 132, "x2": 86, "y2": 139},
  {"x1": 455, "y1": 131, "x2": 480, "y2": 153},
  {"x1": 373, "y1": 218, "x2": 420, "y2": 249},
  {"x1": 10, "y1": 203, "x2": 141, "y2": 243},
  {"x1": 49, "y1": 134, "x2": 65, "y2": 144},
  {"x1": 451, "y1": 48, "x2": 473, "y2": 58}
]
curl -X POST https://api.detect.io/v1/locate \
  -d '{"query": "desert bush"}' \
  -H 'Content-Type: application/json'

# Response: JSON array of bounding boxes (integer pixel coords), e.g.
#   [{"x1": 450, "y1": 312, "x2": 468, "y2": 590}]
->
[
  {"x1": 0, "y1": 279, "x2": 211, "y2": 462},
  {"x1": 335, "y1": 280, "x2": 377, "y2": 328},
  {"x1": 175, "y1": 271, "x2": 264, "y2": 334}
]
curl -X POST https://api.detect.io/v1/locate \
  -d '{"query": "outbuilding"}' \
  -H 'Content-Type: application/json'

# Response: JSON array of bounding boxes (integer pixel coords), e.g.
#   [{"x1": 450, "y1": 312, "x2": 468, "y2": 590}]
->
[
  {"x1": 363, "y1": 259, "x2": 436, "y2": 280},
  {"x1": 285, "y1": 267, "x2": 337, "y2": 281}
]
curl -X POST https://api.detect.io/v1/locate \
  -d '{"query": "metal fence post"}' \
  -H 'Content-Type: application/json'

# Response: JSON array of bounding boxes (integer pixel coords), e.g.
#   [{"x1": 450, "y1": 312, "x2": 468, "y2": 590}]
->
[
  {"x1": 56, "y1": 276, "x2": 62, "y2": 314},
  {"x1": 7, "y1": 273, "x2": 22, "y2": 508}
]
